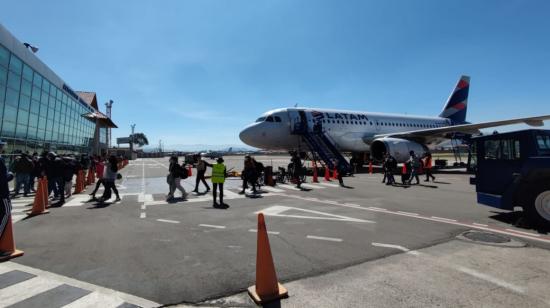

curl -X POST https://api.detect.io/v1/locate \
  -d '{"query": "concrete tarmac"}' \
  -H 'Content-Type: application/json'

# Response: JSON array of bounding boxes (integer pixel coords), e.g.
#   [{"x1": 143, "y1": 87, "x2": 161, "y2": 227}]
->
[{"x1": 7, "y1": 156, "x2": 550, "y2": 307}]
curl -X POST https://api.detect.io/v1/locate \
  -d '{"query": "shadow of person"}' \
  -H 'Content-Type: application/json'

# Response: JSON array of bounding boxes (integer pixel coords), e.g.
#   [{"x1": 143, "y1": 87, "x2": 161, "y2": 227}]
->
[
  {"x1": 298, "y1": 187, "x2": 312, "y2": 191},
  {"x1": 417, "y1": 184, "x2": 439, "y2": 189},
  {"x1": 87, "y1": 201, "x2": 113, "y2": 209},
  {"x1": 432, "y1": 181, "x2": 451, "y2": 185},
  {"x1": 340, "y1": 185, "x2": 354, "y2": 189},
  {"x1": 263, "y1": 300, "x2": 282, "y2": 308},
  {"x1": 246, "y1": 193, "x2": 263, "y2": 199}
]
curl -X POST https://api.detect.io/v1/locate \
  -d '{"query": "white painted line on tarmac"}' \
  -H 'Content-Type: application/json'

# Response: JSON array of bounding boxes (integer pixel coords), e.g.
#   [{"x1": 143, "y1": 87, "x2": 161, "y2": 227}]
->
[
  {"x1": 141, "y1": 204, "x2": 146, "y2": 210},
  {"x1": 261, "y1": 186, "x2": 285, "y2": 193},
  {"x1": 249, "y1": 229, "x2": 280, "y2": 235},
  {"x1": 372, "y1": 242, "x2": 420, "y2": 255},
  {"x1": 140, "y1": 212, "x2": 146, "y2": 219},
  {"x1": 318, "y1": 182, "x2": 340, "y2": 188},
  {"x1": 300, "y1": 183, "x2": 325, "y2": 189},
  {"x1": 307, "y1": 235, "x2": 343, "y2": 242},
  {"x1": 281, "y1": 193, "x2": 550, "y2": 244},
  {"x1": 397, "y1": 211, "x2": 419, "y2": 216},
  {"x1": 199, "y1": 224, "x2": 226, "y2": 229},
  {"x1": 257, "y1": 205, "x2": 374, "y2": 223},
  {"x1": 278, "y1": 184, "x2": 302, "y2": 191},
  {"x1": 431, "y1": 216, "x2": 457, "y2": 222},
  {"x1": 473, "y1": 223, "x2": 488, "y2": 227},
  {"x1": 367, "y1": 206, "x2": 388, "y2": 211},
  {"x1": 505, "y1": 229, "x2": 541, "y2": 237},
  {"x1": 157, "y1": 219, "x2": 180, "y2": 224},
  {"x1": 456, "y1": 266, "x2": 526, "y2": 294},
  {"x1": 0, "y1": 263, "x2": 159, "y2": 307}
]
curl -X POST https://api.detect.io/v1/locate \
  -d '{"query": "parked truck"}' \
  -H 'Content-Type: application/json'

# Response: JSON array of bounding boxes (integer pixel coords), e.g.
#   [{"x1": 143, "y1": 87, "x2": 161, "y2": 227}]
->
[{"x1": 470, "y1": 129, "x2": 550, "y2": 226}]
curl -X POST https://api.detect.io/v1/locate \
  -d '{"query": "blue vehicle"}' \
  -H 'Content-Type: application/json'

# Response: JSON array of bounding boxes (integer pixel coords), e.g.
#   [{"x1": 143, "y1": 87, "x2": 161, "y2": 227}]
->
[{"x1": 470, "y1": 129, "x2": 550, "y2": 226}]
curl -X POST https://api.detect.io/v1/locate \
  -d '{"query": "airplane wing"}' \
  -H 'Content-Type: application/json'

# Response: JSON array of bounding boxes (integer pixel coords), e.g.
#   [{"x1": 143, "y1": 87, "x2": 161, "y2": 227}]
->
[{"x1": 373, "y1": 114, "x2": 550, "y2": 143}]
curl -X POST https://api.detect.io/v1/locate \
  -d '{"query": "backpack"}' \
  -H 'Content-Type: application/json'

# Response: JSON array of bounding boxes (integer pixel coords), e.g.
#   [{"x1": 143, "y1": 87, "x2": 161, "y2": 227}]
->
[{"x1": 179, "y1": 165, "x2": 189, "y2": 179}]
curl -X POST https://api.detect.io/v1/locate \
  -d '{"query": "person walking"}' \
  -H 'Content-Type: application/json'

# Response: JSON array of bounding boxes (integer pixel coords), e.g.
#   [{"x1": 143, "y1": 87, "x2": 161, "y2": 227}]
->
[
  {"x1": 62, "y1": 156, "x2": 78, "y2": 198},
  {"x1": 0, "y1": 140, "x2": 15, "y2": 249},
  {"x1": 166, "y1": 156, "x2": 187, "y2": 201},
  {"x1": 192, "y1": 155, "x2": 211, "y2": 193},
  {"x1": 240, "y1": 155, "x2": 257, "y2": 194},
  {"x1": 407, "y1": 151, "x2": 421, "y2": 185},
  {"x1": 291, "y1": 152, "x2": 303, "y2": 189},
  {"x1": 334, "y1": 159, "x2": 346, "y2": 187},
  {"x1": 11, "y1": 153, "x2": 33, "y2": 197},
  {"x1": 99, "y1": 155, "x2": 121, "y2": 203},
  {"x1": 90, "y1": 156, "x2": 106, "y2": 200},
  {"x1": 211, "y1": 157, "x2": 228, "y2": 208},
  {"x1": 424, "y1": 152, "x2": 436, "y2": 182},
  {"x1": 385, "y1": 153, "x2": 397, "y2": 185}
]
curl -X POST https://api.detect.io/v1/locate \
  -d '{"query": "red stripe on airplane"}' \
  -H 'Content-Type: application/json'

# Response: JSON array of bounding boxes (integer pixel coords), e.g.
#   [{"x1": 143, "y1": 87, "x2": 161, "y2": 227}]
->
[
  {"x1": 453, "y1": 102, "x2": 466, "y2": 110},
  {"x1": 457, "y1": 80, "x2": 469, "y2": 89}
]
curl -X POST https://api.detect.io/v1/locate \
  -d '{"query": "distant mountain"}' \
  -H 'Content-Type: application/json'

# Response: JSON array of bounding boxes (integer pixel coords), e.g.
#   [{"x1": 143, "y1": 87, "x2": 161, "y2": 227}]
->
[{"x1": 142, "y1": 144, "x2": 257, "y2": 152}]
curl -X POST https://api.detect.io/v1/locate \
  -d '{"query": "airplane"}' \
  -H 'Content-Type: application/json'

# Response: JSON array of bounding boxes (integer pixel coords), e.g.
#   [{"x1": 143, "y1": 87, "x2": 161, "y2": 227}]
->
[
  {"x1": 239, "y1": 76, "x2": 550, "y2": 164},
  {"x1": 201, "y1": 147, "x2": 233, "y2": 159}
]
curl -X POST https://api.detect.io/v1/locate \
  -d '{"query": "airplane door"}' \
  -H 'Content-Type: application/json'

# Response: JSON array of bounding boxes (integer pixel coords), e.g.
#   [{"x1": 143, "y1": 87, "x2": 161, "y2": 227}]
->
[
  {"x1": 287, "y1": 109, "x2": 301, "y2": 132},
  {"x1": 374, "y1": 118, "x2": 381, "y2": 132},
  {"x1": 287, "y1": 109, "x2": 308, "y2": 133}
]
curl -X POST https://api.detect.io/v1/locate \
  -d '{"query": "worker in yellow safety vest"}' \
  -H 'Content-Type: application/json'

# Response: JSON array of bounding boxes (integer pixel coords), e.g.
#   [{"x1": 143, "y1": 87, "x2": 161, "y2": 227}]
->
[{"x1": 211, "y1": 157, "x2": 228, "y2": 209}]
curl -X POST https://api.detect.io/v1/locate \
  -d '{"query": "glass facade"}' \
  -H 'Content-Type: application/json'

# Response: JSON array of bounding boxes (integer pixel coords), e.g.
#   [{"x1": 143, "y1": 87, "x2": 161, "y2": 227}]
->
[{"x1": 0, "y1": 43, "x2": 96, "y2": 155}]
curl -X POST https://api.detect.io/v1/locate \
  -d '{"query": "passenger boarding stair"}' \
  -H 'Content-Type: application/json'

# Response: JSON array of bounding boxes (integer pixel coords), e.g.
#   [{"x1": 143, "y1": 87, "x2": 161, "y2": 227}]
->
[{"x1": 292, "y1": 122, "x2": 351, "y2": 172}]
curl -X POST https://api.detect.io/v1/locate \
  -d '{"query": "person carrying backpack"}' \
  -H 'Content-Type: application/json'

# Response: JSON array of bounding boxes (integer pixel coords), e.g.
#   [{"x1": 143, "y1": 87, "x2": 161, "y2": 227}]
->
[
  {"x1": 166, "y1": 156, "x2": 187, "y2": 201},
  {"x1": 407, "y1": 151, "x2": 421, "y2": 185}
]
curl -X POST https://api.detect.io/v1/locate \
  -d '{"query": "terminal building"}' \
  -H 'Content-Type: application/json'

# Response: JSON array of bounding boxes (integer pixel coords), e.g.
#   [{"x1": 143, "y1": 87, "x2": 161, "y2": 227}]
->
[{"x1": 0, "y1": 23, "x2": 117, "y2": 157}]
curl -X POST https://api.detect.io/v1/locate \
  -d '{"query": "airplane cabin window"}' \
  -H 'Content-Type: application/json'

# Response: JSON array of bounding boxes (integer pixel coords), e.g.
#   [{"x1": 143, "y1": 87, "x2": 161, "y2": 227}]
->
[
  {"x1": 256, "y1": 117, "x2": 266, "y2": 122},
  {"x1": 370, "y1": 121, "x2": 373, "y2": 125}
]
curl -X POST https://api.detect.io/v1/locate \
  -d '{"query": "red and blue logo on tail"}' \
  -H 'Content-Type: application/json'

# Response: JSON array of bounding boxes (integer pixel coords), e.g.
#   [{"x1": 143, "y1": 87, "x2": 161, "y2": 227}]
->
[{"x1": 439, "y1": 75, "x2": 469, "y2": 124}]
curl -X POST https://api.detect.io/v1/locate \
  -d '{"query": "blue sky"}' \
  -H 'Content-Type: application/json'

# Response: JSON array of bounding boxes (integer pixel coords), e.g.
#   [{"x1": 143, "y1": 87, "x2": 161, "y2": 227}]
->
[{"x1": 1, "y1": 0, "x2": 549, "y2": 148}]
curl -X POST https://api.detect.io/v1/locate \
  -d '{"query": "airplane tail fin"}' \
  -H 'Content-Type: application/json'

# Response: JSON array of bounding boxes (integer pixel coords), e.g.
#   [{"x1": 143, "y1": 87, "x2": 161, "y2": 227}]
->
[{"x1": 439, "y1": 75, "x2": 470, "y2": 124}]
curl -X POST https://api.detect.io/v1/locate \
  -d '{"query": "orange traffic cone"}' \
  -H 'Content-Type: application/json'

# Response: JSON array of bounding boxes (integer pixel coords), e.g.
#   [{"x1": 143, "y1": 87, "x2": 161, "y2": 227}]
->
[
  {"x1": 332, "y1": 167, "x2": 338, "y2": 179},
  {"x1": 28, "y1": 178, "x2": 49, "y2": 216},
  {"x1": 42, "y1": 177, "x2": 50, "y2": 209},
  {"x1": 369, "y1": 161, "x2": 373, "y2": 174},
  {"x1": 324, "y1": 166, "x2": 331, "y2": 181},
  {"x1": 86, "y1": 169, "x2": 93, "y2": 185},
  {"x1": 312, "y1": 163, "x2": 319, "y2": 183},
  {"x1": 248, "y1": 213, "x2": 288, "y2": 304},
  {"x1": 0, "y1": 217, "x2": 24, "y2": 261},
  {"x1": 402, "y1": 163, "x2": 407, "y2": 174},
  {"x1": 188, "y1": 165, "x2": 193, "y2": 177},
  {"x1": 74, "y1": 170, "x2": 83, "y2": 194}
]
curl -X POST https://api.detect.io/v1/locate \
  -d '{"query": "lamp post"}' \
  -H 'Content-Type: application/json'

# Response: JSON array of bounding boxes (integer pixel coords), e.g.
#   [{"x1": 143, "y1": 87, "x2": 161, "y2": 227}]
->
[{"x1": 130, "y1": 124, "x2": 136, "y2": 156}]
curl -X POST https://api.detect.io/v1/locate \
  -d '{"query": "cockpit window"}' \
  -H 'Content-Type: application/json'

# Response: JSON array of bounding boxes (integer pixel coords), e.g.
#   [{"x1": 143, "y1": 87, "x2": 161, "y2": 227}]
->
[
  {"x1": 274, "y1": 116, "x2": 282, "y2": 122},
  {"x1": 256, "y1": 117, "x2": 266, "y2": 122},
  {"x1": 266, "y1": 116, "x2": 274, "y2": 122}
]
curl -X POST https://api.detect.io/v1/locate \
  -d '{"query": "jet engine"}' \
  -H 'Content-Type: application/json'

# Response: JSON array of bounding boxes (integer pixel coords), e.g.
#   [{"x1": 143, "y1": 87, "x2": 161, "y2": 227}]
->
[{"x1": 370, "y1": 138, "x2": 428, "y2": 163}]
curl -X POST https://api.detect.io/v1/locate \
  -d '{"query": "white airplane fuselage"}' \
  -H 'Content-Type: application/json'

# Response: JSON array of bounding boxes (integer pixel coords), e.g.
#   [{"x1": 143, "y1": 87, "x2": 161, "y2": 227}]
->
[{"x1": 239, "y1": 107, "x2": 451, "y2": 153}]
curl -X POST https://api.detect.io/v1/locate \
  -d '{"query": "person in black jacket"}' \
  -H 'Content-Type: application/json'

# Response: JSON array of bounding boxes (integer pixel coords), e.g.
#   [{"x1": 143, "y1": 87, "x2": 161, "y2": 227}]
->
[
  {"x1": 45, "y1": 152, "x2": 66, "y2": 205},
  {"x1": 193, "y1": 155, "x2": 212, "y2": 193},
  {"x1": 0, "y1": 139, "x2": 15, "y2": 242},
  {"x1": 167, "y1": 156, "x2": 187, "y2": 201}
]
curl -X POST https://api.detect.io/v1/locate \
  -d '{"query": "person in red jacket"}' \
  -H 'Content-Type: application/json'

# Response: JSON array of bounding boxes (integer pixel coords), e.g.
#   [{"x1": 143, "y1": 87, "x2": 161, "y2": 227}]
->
[{"x1": 423, "y1": 152, "x2": 436, "y2": 182}]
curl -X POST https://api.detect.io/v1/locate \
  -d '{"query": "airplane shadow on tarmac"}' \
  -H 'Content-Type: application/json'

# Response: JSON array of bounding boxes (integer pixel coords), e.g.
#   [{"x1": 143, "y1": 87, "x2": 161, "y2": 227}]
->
[{"x1": 489, "y1": 211, "x2": 549, "y2": 234}]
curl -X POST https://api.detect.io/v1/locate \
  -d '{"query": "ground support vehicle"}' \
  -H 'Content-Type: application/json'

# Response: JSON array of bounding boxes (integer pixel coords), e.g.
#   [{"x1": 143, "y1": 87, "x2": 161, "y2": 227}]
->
[{"x1": 470, "y1": 129, "x2": 550, "y2": 226}]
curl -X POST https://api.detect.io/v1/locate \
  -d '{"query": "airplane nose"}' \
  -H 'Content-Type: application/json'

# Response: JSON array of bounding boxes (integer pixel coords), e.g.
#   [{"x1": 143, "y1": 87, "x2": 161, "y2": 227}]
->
[{"x1": 239, "y1": 125, "x2": 257, "y2": 147}]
